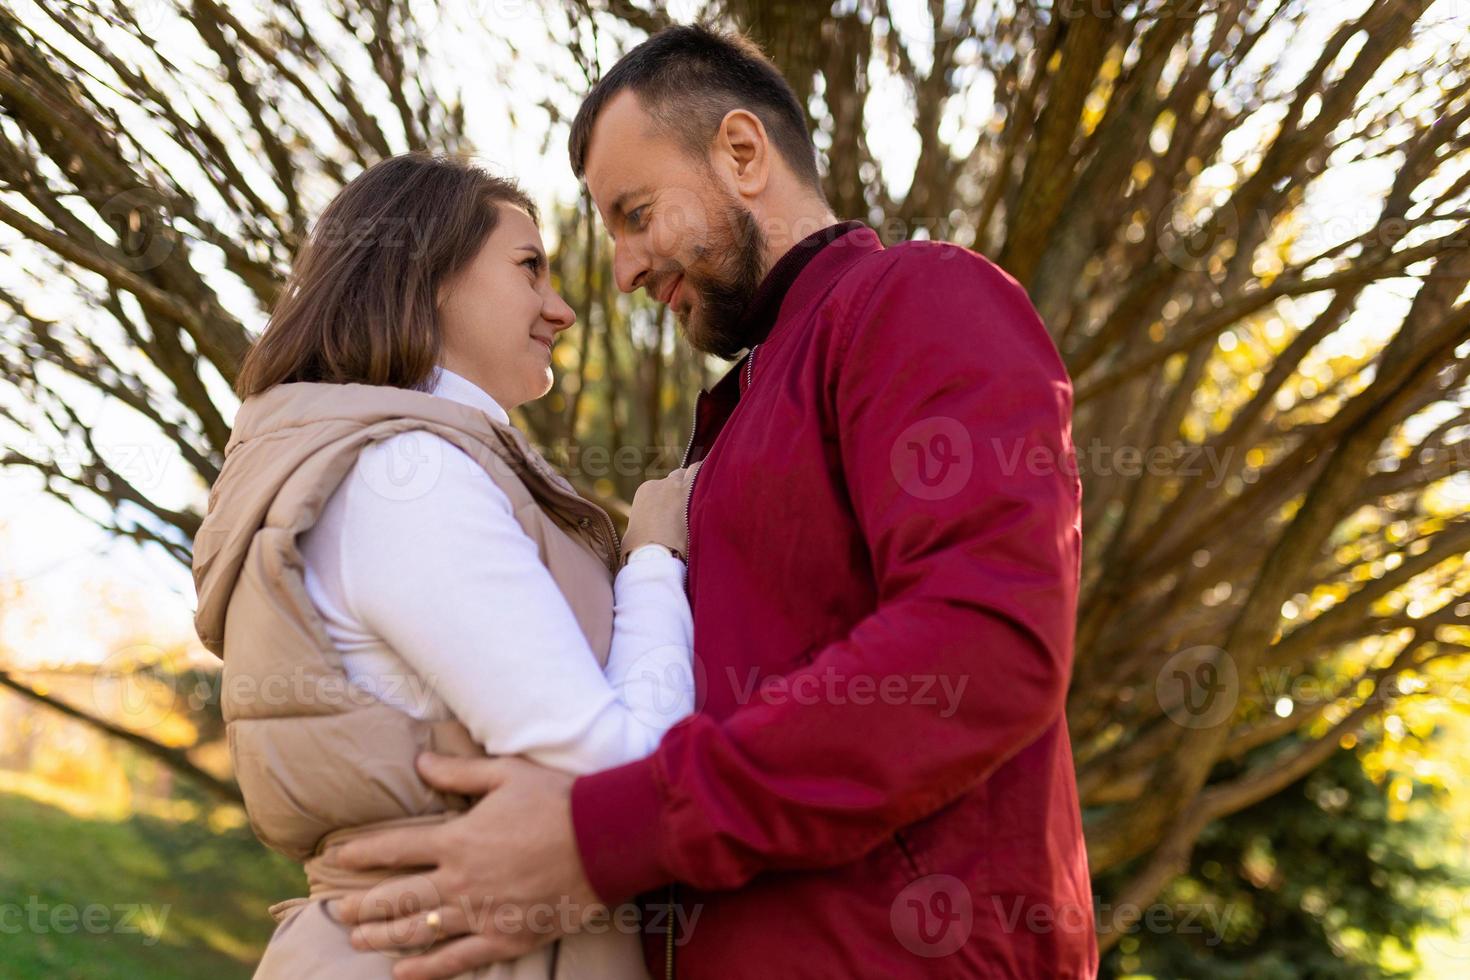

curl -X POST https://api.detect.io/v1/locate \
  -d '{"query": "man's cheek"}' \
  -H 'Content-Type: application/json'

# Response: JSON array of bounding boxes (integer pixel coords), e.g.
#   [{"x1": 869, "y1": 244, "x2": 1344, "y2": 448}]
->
[
  {"x1": 651, "y1": 186, "x2": 712, "y2": 254},
  {"x1": 649, "y1": 219, "x2": 676, "y2": 257}
]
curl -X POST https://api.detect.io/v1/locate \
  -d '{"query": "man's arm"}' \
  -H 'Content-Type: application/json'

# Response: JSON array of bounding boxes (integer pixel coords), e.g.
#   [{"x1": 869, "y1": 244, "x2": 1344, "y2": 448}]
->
[{"x1": 571, "y1": 244, "x2": 1084, "y2": 902}]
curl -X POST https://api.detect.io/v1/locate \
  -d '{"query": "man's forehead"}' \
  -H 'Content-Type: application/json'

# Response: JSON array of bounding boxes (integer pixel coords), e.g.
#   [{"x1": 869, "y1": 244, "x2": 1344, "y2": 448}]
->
[{"x1": 583, "y1": 91, "x2": 669, "y2": 210}]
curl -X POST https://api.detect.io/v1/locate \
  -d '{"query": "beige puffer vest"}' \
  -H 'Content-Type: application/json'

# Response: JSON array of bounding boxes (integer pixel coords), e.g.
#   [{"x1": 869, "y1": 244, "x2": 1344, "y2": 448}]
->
[
  {"x1": 193, "y1": 382, "x2": 623, "y2": 908},
  {"x1": 194, "y1": 380, "x2": 620, "y2": 860}
]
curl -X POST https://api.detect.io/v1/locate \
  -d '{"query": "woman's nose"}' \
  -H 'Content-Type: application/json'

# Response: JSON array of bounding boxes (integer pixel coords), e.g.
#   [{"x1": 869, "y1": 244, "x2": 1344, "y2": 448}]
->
[{"x1": 545, "y1": 289, "x2": 576, "y2": 330}]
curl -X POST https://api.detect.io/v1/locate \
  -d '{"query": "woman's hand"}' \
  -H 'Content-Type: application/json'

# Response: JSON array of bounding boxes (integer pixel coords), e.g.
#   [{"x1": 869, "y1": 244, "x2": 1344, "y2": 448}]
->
[{"x1": 621, "y1": 462, "x2": 701, "y2": 563}]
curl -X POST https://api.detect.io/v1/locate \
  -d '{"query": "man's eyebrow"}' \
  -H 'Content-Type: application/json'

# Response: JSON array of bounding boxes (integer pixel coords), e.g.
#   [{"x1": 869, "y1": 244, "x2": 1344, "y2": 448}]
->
[{"x1": 610, "y1": 185, "x2": 654, "y2": 219}]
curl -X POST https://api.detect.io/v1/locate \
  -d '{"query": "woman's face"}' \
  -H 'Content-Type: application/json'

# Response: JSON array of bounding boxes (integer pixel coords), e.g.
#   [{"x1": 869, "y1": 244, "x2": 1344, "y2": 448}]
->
[{"x1": 437, "y1": 204, "x2": 575, "y2": 410}]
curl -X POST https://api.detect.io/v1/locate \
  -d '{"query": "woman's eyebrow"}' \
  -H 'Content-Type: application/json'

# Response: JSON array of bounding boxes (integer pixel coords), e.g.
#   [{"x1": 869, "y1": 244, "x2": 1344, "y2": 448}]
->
[{"x1": 516, "y1": 243, "x2": 546, "y2": 261}]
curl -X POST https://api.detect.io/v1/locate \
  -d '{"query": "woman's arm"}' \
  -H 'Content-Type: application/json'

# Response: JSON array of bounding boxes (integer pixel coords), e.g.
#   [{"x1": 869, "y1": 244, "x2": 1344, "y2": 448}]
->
[
  {"x1": 605, "y1": 547, "x2": 695, "y2": 741},
  {"x1": 335, "y1": 431, "x2": 693, "y2": 775}
]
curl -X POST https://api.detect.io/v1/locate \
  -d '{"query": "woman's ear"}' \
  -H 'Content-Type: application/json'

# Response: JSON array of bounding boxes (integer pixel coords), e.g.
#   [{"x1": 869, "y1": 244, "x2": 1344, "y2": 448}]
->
[{"x1": 714, "y1": 109, "x2": 770, "y2": 197}]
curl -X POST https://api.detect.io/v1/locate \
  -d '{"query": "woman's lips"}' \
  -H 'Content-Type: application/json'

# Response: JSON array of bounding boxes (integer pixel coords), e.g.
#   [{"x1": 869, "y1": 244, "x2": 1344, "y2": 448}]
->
[{"x1": 533, "y1": 335, "x2": 554, "y2": 354}]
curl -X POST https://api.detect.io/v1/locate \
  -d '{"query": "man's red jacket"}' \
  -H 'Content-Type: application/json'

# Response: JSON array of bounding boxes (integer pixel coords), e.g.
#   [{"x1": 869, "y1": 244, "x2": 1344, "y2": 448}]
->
[{"x1": 571, "y1": 223, "x2": 1098, "y2": 978}]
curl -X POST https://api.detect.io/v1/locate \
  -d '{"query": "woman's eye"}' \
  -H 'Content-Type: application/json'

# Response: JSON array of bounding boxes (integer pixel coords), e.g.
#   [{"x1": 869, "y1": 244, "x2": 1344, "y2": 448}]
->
[{"x1": 522, "y1": 256, "x2": 542, "y2": 275}]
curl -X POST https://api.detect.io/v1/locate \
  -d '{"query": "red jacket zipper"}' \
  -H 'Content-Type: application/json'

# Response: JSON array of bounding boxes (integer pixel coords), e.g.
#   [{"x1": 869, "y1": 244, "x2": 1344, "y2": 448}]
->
[{"x1": 669, "y1": 345, "x2": 757, "y2": 977}]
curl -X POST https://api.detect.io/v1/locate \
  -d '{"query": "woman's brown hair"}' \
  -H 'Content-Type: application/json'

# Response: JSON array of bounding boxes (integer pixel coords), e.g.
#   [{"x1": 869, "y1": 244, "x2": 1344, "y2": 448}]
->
[{"x1": 234, "y1": 153, "x2": 537, "y2": 399}]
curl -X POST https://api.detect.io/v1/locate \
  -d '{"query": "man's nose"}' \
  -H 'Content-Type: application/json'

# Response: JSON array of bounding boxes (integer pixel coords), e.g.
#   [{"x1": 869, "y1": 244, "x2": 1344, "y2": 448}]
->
[{"x1": 612, "y1": 240, "x2": 649, "y2": 295}]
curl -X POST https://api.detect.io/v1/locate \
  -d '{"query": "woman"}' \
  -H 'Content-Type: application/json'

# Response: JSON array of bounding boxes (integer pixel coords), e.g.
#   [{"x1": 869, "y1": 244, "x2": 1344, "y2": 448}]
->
[{"x1": 191, "y1": 153, "x2": 696, "y2": 978}]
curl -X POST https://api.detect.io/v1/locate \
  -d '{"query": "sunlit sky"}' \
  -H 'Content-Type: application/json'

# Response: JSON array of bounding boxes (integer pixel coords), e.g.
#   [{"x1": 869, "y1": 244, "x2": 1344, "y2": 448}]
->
[{"x1": 0, "y1": 0, "x2": 1466, "y2": 671}]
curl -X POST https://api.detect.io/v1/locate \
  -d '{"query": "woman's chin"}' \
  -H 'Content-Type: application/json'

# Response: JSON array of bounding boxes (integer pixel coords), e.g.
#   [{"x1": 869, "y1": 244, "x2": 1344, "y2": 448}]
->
[{"x1": 532, "y1": 369, "x2": 555, "y2": 399}]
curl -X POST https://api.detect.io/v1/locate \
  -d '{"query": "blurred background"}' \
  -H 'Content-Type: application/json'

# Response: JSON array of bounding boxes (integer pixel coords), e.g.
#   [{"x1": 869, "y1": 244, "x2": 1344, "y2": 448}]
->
[{"x1": 1, "y1": 0, "x2": 1468, "y2": 976}]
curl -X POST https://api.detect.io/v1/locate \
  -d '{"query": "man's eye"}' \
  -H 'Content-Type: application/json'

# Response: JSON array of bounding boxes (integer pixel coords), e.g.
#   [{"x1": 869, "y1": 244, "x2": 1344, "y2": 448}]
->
[{"x1": 627, "y1": 206, "x2": 647, "y2": 229}]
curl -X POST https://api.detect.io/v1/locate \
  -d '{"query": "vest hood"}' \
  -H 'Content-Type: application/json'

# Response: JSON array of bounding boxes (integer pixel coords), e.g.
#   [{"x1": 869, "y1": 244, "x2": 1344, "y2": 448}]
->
[{"x1": 192, "y1": 380, "x2": 613, "y2": 658}]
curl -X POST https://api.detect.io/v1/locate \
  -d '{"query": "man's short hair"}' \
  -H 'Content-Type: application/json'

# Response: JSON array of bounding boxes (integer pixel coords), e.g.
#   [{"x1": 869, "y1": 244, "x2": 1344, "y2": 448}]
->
[{"x1": 568, "y1": 24, "x2": 823, "y2": 195}]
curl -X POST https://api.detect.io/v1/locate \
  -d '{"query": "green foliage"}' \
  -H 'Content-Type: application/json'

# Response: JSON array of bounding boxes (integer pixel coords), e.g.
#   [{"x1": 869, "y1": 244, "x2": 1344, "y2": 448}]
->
[
  {"x1": 0, "y1": 791, "x2": 304, "y2": 979},
  {"x1": 1100, "y1": 745, "x2": 1465, "y2": 979}
]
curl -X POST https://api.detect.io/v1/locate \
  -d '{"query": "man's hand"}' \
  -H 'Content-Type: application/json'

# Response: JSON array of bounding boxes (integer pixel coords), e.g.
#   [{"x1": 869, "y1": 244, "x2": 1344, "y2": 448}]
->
[{"x1": 330, "y1": 753, "x2": 601, "y2": 980}]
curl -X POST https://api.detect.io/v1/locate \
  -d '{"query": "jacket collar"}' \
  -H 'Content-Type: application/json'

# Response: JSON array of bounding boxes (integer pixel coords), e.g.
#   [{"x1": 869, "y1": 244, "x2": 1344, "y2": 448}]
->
[
  {"x1": 684, "y1": 222, "x2": 883, "y2": 464},
  {"x1": 740, "y1": 220, "x2": 869, "y2": 348}
]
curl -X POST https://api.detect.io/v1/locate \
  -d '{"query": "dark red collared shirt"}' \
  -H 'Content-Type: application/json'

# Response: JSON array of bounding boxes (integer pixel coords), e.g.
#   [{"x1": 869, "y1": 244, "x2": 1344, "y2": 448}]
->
[
  {"x1": 683, "y1": 220, "x2": 867, "y2": 464},
  {"x1": 572, "y1": 223, "x2": 1098, "y2": 978}
]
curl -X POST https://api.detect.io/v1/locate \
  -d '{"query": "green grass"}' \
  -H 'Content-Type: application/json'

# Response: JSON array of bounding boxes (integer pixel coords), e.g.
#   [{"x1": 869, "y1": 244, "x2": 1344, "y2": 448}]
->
[{"x1": 0, "y1": 790, "x2": 306, "y2": 979}]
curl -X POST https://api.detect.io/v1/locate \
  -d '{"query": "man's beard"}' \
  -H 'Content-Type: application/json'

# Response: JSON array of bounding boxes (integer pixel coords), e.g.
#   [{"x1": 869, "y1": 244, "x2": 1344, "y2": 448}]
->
[{"x1": 677, "y1": 198, "x2": 768, "y2": 360}]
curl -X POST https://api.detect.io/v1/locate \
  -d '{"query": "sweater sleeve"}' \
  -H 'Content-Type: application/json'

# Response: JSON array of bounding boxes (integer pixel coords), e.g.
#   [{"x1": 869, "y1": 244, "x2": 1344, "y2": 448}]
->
[
  {"x1": 569, "y1": 245, "x2": 1082, "y2": 901},
  {"x1": 337, "y1": 431, "x2": 693, "y2": 776},
  {"x1": 604, "y1": 548, "x2": 696, "y2": 741}
]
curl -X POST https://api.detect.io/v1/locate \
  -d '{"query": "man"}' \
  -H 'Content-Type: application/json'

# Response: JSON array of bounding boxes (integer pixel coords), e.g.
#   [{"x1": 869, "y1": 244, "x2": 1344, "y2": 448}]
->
[{"x1": 335, "y1": 24, "x2": 1097, "y2": 979}]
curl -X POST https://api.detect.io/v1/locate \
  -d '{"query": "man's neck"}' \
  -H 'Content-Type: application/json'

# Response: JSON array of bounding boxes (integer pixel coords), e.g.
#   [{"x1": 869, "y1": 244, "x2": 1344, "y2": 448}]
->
[{"x1": 757, "y1": 200, "x2": 839, "y2": 278}]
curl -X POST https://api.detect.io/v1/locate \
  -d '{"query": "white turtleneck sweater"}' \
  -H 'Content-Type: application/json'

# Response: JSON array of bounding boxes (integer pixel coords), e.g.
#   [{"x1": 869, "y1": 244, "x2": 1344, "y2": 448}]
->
[{"x1": 297, "y1": 366, "x2": 696, "y2": 776}]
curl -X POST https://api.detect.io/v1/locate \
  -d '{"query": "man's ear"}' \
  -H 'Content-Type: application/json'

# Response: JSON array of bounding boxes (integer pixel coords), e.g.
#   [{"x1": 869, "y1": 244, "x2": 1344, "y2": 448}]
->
[{"x1": 713, "y1": 109, "x2": 770, "y2": 197}]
